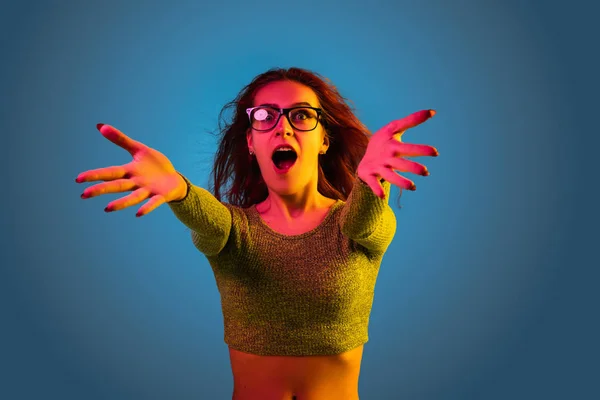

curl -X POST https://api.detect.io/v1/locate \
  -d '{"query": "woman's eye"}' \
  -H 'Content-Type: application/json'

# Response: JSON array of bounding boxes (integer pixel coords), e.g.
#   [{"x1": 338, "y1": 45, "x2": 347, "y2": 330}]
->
[
  {"x1": 292, "y1": 110, "x2": 309, "y2": 120},
  {"x1": 255, "y1": 109, "x2": 276, "y2": 121},
  {"x1": 253, "y1": 108, "x2": 270, "y2": 121}
]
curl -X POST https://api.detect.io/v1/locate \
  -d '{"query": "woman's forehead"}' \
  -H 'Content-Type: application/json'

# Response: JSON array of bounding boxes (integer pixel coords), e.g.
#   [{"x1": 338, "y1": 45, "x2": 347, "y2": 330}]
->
[{"x1": 253, "y1": 80, "x2": 320, "y2": 107}]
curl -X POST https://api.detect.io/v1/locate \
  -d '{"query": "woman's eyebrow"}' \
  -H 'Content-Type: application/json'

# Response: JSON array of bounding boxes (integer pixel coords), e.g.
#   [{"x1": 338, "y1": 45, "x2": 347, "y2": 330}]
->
[{"x1": 258, "y1": 102, "x2": 314, "y2": 108}]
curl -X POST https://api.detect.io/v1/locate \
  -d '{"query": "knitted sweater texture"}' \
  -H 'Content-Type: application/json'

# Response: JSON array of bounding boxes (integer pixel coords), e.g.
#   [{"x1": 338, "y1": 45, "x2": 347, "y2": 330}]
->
[{"x1": 168, "y1": 174, "x2": 396, "y2": 356}]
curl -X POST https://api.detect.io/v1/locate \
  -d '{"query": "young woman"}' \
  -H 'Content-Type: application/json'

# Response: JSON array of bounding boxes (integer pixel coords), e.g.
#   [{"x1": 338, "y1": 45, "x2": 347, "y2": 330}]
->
[{"x1": 77, "y1": 67, "x2": 438, "y2": 400}]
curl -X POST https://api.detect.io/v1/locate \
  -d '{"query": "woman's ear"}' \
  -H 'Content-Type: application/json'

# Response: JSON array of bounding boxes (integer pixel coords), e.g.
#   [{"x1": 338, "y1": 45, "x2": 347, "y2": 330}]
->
[
  {"x1": 321, "y1": 135, "x2": 330, "y2": 154},
  {"x1": 246, "y1": 129, "x2": 253, "y2": 151}
]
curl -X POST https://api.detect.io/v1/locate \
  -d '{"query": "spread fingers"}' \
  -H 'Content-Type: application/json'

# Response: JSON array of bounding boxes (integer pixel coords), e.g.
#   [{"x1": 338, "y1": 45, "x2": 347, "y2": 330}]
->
[
  {"x1": 76, "y1": 165, "x2": 129, "y2": 183},
  {"x1": 80, "y1": 179, "x2": 137, "y2": 199},
  {"x1": 385, "y1": 158, "x2": 430, "y2": 176},
  {"x1": 104, "y1": 187, "x2": 151, "y2": 212}
]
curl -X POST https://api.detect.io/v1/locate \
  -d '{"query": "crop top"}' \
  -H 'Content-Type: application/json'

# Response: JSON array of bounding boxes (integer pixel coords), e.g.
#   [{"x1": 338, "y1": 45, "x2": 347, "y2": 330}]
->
[{"x1": 167, "y1": 173, "x2": 396, "y2": 356}]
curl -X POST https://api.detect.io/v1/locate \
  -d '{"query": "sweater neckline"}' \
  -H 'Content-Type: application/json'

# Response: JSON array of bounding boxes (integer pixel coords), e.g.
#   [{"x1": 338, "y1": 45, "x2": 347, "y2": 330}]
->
[{"x1": 249, "y1": 199, "x2": 343, "y2": 239}]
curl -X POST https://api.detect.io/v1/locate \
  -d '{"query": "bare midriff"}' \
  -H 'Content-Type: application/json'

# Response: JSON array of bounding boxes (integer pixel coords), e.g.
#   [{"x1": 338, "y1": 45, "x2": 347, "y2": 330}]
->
[{"x1": 229, "y1": 344, "x2": 364, "y2": 400}]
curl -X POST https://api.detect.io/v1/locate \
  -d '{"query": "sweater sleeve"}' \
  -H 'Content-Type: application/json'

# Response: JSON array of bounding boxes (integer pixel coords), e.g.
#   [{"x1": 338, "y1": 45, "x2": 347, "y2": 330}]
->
[
  {"x1": 167, "y1": 173, "x2": 232, "y2": 256},
  {"x1": 339, "y1": 178, "x2": 397, "y2": 253}
]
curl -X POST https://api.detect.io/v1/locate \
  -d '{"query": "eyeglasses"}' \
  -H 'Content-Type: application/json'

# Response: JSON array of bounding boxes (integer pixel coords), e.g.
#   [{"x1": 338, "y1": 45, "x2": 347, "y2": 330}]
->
[{"x1": 246, "y1": 106, "x2": 322, "y2": 132}]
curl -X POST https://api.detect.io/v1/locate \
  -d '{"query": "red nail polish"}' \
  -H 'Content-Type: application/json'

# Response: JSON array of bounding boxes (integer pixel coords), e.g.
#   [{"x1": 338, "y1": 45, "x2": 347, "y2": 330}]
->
[
  {"x1": 104, "y1": 207, "x2": 111, "y2": 212},
  {"x1": 97, "y1": 123, "x2": 105, "y2": 130},
  {"x1": 410, "y1": 183, "x2": 416, "y2": 191},
  {"x1": 429, "y1": 110, "x2": 436, "y2": 117}
]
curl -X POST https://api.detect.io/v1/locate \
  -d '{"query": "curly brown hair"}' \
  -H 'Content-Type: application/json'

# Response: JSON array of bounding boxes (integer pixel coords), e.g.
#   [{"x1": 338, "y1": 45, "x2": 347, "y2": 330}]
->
[{"x1": 208, "y1": 67, "x2": 401, "y2": 208}]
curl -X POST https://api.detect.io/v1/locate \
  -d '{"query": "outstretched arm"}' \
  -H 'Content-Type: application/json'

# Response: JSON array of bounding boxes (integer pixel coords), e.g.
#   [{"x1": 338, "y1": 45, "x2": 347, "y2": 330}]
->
[
  {"x1": 340, "y1": 109, "x2": 439, "y2": 253},
  {"x1": 77, "y1": 124, "x2": 232, "y2": 256},
  {"x1": 167, "y1": 173, "x2": 232, "y2": 256},
  {"x1": 339, "y1": 177, "x2": 397, "y2": 253}
]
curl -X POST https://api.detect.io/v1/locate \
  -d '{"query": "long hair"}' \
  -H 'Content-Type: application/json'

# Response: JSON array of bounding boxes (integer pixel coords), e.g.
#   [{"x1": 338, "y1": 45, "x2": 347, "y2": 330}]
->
[{"x1": 208, "y1": 67, "x2": 402, "y2": 208}]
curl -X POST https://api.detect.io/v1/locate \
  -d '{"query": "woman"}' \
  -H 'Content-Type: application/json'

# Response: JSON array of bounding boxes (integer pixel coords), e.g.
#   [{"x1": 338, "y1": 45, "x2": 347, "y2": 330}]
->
[{"x1": 76, "y1": 67, "x2": 438, "y2": 400}]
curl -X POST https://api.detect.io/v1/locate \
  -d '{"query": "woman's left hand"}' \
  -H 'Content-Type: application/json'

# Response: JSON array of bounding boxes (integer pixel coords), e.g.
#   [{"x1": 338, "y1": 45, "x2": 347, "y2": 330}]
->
[{"x1": 357, "y1": 109, "x2": 439, "y2": 199}]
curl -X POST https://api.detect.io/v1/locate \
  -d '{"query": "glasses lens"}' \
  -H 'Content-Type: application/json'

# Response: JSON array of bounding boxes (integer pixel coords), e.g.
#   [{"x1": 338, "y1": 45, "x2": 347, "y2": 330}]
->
[
  {"x1": 288, "y1": 108, "x2": 319, "y2": 131},
  {"x1": 251, "y1": 107, "x2": 279, "y2": 130}
]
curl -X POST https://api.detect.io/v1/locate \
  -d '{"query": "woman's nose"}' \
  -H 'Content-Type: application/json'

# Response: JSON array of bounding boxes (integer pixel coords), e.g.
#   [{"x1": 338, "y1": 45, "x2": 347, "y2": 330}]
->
[{"x1": 275, "y1": 115, "x2": 294, "y2": 136}]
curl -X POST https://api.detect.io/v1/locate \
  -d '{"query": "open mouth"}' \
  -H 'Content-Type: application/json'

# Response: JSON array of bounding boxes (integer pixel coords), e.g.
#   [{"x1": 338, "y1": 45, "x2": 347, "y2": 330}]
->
[{"x1": 272, "y1": 149, "x2": 298, "y2": 171}]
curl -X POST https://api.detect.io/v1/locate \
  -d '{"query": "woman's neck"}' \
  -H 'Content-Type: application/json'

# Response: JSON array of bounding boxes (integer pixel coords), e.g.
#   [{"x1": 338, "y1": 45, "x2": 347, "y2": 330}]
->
[{"x1": 256, "y1": 193, "x2": 336, "y2": 223}]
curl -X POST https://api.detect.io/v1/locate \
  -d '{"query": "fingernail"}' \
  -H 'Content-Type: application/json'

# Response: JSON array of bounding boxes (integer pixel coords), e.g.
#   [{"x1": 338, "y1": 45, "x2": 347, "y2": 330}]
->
[
  {"x1": 136, "y1": 213, "x2": 142, "y2": 218},
  {"x1": 429, "y1": 109, "x2": 436, "y2": 117},
  {"x1": 423, "y1": 169, "x2": 430, "y2": 176},
  {"x1": 433, "y1": 148, "x2": 439, "y2": 157},
  {"x1": 97, "y1": 123, "x2": 105, "y2": 130},
  {"x1": 410, "y1": 183, "x2": 416, "y2": 191},
  {"x1": 75, "y1": 177, "x2": 80, "y2": 183},
  {"x1": 80, "y1": 193, "x2": 87, "y2": 199},
  {"x1": 104, "y1": 206, "x2": 111, "y2": 212}
]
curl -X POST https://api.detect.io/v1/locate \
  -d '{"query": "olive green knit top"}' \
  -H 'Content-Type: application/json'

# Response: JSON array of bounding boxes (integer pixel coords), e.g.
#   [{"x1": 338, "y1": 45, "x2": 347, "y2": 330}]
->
[{"x1": 168, "y1": 174, "x2": 396, "y2": 356}]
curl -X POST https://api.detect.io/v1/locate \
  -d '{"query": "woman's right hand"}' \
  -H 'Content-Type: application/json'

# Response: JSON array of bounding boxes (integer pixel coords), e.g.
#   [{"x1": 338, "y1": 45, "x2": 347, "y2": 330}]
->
[{"x1": 76, "y1": 124, "x2": 188, "y2": 217}]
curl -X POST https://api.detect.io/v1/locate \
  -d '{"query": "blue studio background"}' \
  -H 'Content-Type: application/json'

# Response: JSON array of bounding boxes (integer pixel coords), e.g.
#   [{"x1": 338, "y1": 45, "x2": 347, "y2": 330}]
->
[{"x1": 2, "y1": 0, "x2": 598, "y2": 399}]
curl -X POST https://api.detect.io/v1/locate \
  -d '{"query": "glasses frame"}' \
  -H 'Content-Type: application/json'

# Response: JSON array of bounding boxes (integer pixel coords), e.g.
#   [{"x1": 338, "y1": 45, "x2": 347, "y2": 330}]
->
[{"x1": 246, "y1": 106, "x2": 323, "y2": 132}]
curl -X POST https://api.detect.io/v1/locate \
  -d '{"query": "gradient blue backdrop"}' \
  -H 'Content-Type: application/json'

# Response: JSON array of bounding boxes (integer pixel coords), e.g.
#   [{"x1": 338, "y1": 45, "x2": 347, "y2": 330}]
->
[{"x1": 3, "y1": 0, "x2": 597, "y2": 399}]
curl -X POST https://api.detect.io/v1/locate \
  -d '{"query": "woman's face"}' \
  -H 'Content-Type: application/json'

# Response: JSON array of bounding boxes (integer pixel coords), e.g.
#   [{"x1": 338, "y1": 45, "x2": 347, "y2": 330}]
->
[{"x1": 246, "y1": 80, "x2": 329, "y2": 196}]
